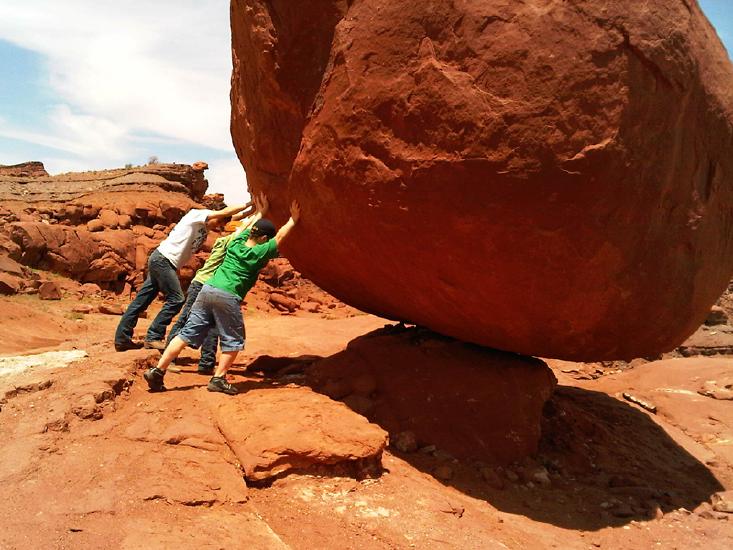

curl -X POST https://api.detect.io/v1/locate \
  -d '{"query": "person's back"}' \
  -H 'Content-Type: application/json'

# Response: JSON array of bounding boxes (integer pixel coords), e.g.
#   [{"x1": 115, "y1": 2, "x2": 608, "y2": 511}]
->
[{"x1": 206, "y1": 227, "x2": 278, "y2": 300}]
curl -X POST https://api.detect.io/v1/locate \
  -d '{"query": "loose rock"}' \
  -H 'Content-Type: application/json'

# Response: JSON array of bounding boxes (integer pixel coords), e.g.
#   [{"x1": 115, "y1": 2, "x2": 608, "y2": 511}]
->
[{"x1": 39, "y1": 281, "x2": 62, "y2": 300}]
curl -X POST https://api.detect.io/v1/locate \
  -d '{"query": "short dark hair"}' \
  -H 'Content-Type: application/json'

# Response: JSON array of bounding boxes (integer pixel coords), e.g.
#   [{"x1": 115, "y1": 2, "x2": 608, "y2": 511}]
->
[{"x1": 251, "y1": 218, "x2": 276, "y2": 239}]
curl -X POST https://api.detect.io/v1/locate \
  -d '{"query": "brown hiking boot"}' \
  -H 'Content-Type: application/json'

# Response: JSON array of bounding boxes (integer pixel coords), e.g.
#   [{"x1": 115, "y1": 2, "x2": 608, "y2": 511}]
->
[
  {"x1": 143, "y1": 340, "x2": 166, "y2": 351},
  {"x1": 115, "y1": 340, "x2": 144, "y2": 352}
]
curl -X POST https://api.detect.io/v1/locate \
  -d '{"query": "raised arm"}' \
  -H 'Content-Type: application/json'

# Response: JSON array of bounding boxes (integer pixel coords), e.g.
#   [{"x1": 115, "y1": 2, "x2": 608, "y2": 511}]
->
[
  {"x1": 274, "y1": 201, "x2": 300, "y2": 245},
  {"x1": 231, "y1": 201, "x2": 255, "y2": 221},
  {"x1": 207, "y1": 202, "x2": 251, "y2": 221},
  {"x1": 231, "y1": 193, "x2": 269, "y2": 238}
]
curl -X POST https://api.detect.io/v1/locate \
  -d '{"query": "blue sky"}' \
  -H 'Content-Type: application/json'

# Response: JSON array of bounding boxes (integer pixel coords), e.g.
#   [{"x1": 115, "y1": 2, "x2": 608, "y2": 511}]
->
[{"x1": 0, "y1": 1, "x2": 731, "y2": 203}]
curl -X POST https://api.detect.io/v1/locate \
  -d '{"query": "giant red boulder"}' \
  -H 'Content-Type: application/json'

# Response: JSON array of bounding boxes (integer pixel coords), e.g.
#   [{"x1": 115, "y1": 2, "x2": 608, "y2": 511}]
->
[{"x1": 231, "y1": 0, "x2": 733, "y2": 360}]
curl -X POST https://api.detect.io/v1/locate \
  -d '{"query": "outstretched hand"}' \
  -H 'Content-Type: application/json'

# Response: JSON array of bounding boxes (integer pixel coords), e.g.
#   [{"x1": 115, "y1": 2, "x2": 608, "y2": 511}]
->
[
  {"x1": 290, "y1": 201, "x2": 301, "y2": 223},
  {"x1": 254, "y1": 192, "x2": 269, "y2": 215}
]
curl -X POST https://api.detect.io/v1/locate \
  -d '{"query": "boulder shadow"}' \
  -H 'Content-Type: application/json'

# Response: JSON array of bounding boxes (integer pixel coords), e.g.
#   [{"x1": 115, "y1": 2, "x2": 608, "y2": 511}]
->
[{"x1": 248, "y1": 325, "x2": 724, "y2": 530}]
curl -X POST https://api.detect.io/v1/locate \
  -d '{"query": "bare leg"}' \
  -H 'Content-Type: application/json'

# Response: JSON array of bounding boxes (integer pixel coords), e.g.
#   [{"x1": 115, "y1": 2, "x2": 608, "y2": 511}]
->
[
  {"x1": 214, "y1": 350, "x2": 239, "y2": 378},
  {"x1": 156, "y1": 336, "x2": 189, "y2": 372}
]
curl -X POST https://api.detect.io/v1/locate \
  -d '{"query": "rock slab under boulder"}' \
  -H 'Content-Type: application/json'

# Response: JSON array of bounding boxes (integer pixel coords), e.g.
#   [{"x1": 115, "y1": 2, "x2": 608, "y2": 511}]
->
[
  {"x1": 231, "y1": 0, "x2": 733, "y2": 361},
  {"x1": 214, "y1": 386, "x2": 388, "y2": 482},
  {"x1": 308, "y1": 326, "x2": 557, "y2": 464}
]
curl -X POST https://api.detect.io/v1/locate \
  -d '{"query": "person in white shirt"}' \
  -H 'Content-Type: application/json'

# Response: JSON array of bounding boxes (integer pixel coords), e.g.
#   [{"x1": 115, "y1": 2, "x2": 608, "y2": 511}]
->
[{"x1": 114, "y1": 203, "x2": 251, "y2": 351}]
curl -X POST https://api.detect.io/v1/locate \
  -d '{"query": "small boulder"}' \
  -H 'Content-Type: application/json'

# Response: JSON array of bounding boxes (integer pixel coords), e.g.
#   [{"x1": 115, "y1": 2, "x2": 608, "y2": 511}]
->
[
  {"x1": 480, "y1": 467, "x2": 505, "y2": 490},
  {"x1": 302, "y1": 301, "x2": 321, "y2": 313},
  {"x1": 0, "y1": 273, "x2": 21, "y2": 295},
  {"x1": 392, "y1": 430, "x2": 418, "y2": 453},
  {"x1": 98, "y1": 209, "x2": 119, "y2": 229},
  {"x1": 99, "y1": 303, "x2": 124, "y2": 315},
  {"x1": 532, "y1": 467, "x2": 552, "y2": 487},
  {"x1": 39, "y1": 281, "x2": 62, "y2": 300},
  {"x1": 82, "y1": 205, "x2": 100, "y2": 218},
  {"x1": 705, "y1": 306, "x2": 729, "y2": 326},
  {"x1": 0, "y1": 255, "x2": 25, "y2": 276},
  {"x1": 117, "y1": 214, "x2": 133, "y2": 229},
  {"x1": 72, "y1": 304, "x2": 95, "y2": 314},
  {"x1": 699, "y1": 378, "x2": 733, "y2": 401},
  {"x1": 87, "y1": 219, "x2": 104, "y2": 232},
  {"x1": 80, "y1": 283, "x2": 102, "y2": 296},
  {"x1": 713, "y1": 491, "x2": 733, "y2": 513},
  {"x1": 269, "y1": 292, "x2": 299, "y2": 312}
]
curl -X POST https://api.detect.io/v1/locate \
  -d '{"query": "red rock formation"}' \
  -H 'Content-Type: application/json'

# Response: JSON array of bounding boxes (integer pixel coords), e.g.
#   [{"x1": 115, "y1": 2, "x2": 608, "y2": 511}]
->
[
  {"x1": 0, "y1": 163, "x2": 209, "y2": 291},
  {"x1": 0, "y1": 161, "x2": 48, "y2": 178},
  {"x1": 307, "y1": 325, "x2": 556, "y2": 464},
  {"x1": 215, "y1": 386, "x2": 387, "y2": 482},
  {"x1": 231, "y1": 0, "x2": 733, "y2": 361}
]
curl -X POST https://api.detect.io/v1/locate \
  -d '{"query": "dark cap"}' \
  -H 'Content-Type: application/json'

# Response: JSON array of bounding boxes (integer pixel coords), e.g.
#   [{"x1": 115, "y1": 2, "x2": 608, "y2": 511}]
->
[{"x1": 252, "y1": 218, "x2": 276, "y2": 239}]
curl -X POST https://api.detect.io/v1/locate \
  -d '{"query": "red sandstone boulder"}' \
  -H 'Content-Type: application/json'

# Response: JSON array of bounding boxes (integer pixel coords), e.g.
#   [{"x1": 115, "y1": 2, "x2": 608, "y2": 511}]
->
[
  {"x1": 87, "y1": 219, "x2": 104, "y2": 232},
  {"x1": 9, "y1": 222, "x2": 136, "y2": 284},
  {"x1": 39, "y1": 281, "x2": 61, "y2": 300},
  {"x1": 215, "y1": 386, "x2": 387, "y2": 482},
  {"x1": 0, "y1": 273, "x2": 20, "y2": 295},
  {"x1": 98, "y1": 209, "x2": 119, "y2": 229},
  {"x1": 231, "y1": 0, "x2": 733, "y2": 360}
]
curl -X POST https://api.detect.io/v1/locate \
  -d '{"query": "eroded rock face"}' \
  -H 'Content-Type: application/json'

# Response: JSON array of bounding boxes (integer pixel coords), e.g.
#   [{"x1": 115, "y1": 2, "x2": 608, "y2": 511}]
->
[
  {"x1": 0, "y1": 163, "x2": 211, "y2": 291},
  {"x1": 231, "y1": 0, "x2": 733, "y2": 360},
  {"x1": 0, "y1": 162, "x2": 48, "y2": 178}
]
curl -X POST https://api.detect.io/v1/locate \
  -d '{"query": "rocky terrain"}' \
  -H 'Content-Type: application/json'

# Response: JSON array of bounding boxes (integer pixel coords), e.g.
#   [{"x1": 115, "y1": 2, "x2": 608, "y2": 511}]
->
[
  {"x1": 1, "y1": 0, "x2": 733, "y2": 548},
  {"x1": 0, "y1": 160, "x2": 732, "y2": 549},
  {"x1": 0, "y1": 161, "x2": 353, "y2": 317},
  {"x1": 231, "y1": 0, "x2": 733, "y2": 361},
  {"x1": 2, "y1": 271, "x2": 733, "y2": 549}
]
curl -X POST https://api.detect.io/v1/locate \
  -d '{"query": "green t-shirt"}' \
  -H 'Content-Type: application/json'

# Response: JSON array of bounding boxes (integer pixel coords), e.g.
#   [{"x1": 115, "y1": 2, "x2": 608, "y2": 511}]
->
[
  {"x1": 193, "y1": 233, "x2": 235, "y2": 285},
  {"x1": 206, "y1": 229, "x2": 279, "y2": 299}
]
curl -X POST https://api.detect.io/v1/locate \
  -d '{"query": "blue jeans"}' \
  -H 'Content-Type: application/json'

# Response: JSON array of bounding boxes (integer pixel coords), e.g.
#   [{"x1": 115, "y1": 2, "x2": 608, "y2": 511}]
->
[
  {"x1": 167, "y1": 280, "x2": 219, "y2": 370},
  {"x1": 178, "y1": 285, "x2": 245, "y2": 352},
  {"x1": 115, "y1": 249, "x2": 185, "y2": 344}
]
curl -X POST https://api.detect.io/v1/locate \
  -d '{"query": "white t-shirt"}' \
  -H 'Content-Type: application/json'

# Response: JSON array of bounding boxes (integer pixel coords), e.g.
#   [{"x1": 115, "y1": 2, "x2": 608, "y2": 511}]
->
[{"x1": 157, "y1": 209, "x2": 213, "y2": 268}]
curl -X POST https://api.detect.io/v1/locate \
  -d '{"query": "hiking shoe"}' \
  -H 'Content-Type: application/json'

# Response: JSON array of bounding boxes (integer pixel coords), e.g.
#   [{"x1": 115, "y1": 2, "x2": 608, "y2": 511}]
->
[
  {"x1": 197, "y1": 366, "x2": 215, "y2": 375},
  {"x1": 143, "y1": 367, "x2": 167, "y2": 392},
  {"x1": 115, "y1": 340, "x2": 144, "y2": 352},
  {"x1": 207, "y1": 376, "x2": 238, "y2": 395},
  {"x1": 143, "y1": 340, "x2": 166, "y2": 351}
]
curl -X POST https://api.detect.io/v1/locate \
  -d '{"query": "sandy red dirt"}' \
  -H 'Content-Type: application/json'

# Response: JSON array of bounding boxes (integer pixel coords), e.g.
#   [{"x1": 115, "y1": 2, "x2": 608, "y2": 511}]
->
[{"x1": 2, "y1": 283, "x2": 733, "y2": 549}]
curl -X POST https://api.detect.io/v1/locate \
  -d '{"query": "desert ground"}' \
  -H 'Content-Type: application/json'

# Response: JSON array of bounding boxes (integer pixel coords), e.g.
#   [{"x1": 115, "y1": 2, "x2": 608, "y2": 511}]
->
[{"x1": 1, "y1": 270, "x2": 733, "y2": 549}]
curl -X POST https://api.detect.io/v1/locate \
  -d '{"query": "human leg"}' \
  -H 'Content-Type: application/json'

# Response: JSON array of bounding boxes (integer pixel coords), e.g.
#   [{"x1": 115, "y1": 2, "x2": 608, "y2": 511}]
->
[
  {"x1": 156, "y1": 336, "x2": 189, "y2": 372},
  {"x1": 198, "y1": 327, "x2": 219, "y2": 374},
  {"x1": 145, "y1": 252, "x2": 185, "y2": 343},
  {"x1": 166, "y1": 280, "x2": 203, "y2": 346},
  {"x1": 114, "y1": 256, "x2": 160, "y2": 348},
  {"x1": 144, "y1": 289, "x2": 215, "y2": 392},
  {"x1": 206, "y1": 288, "x2": 245, "y2": 395},
  {"x1": 213, "y1": 351, "x2": 239, "y2": 378}
]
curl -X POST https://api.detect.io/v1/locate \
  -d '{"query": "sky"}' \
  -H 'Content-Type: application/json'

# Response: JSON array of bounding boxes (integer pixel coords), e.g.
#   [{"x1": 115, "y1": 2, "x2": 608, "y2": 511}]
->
[{"x1": 0, "y1": 1, "x2": 731, "y2": 204}]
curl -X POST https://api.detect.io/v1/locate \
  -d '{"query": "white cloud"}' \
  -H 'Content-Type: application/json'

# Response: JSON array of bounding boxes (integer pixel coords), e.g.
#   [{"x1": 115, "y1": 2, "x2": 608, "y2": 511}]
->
[
  {"x1": 0, "y1": 105, "x2": 128, "y2": 158},
  {"x1": 207, "y1": 157, "x2": 251, "y2": 205},
  {"x1": 0, "y1": 0, "x2": 235, "y2": 170}
]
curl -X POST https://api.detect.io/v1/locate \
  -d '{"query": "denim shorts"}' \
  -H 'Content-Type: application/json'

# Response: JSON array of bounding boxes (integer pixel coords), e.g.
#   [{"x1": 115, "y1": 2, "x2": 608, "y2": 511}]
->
[{"x1": 178, "y1": 285, "x2": 245, "y2": 352}]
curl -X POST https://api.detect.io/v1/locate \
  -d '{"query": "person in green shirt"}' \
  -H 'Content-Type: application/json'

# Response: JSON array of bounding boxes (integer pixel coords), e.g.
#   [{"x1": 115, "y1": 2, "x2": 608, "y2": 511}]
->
[
  {"x1": 164, "y1": 204, "x2": 258, "y2": 374},
  {"x1": 144, "y1": 195, "x2": 300, "y2": 395}
]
